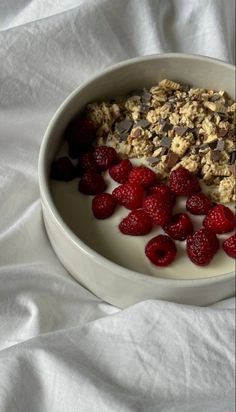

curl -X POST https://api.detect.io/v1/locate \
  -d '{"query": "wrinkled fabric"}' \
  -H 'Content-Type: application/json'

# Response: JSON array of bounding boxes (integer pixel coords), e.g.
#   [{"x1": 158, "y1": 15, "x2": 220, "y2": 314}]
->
[{"x1": 0, "y1": 1, "x2": 235, "y2": 411}]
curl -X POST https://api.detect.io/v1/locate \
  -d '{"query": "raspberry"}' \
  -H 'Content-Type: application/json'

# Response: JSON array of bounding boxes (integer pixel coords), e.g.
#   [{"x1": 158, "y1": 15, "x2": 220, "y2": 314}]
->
[
  {"x1": 93, "y1": 146, "x2": 119, "y2": 170},
  {"x1": 78, "y1": 171, "x2": 107, "y2": 195},
  {"x1": 186, "y1": 192, "x2": 213, "y2": 215},
  {"x1": 109, "y1": 159, "x2": 133, "y2": 183},
  {"x1": 66, "y1": 118, "x2": 96, "y2": 143},
  {"x1": 169, "y1": 166, "x2": 200, "y2": 196},
  {"x1": 223, "y1": 234, "x2": 236, "y2": 258},
  {"x1": 147, "y1": 183, "x2": 175, "y2": 207},
  {"x1": 79, "y1": 151, "x2": 99, "y2": 172},
  {"x1": 143, "y1": 194, "x2": 172, "y2": 226},
  {"x1": 92, "y1": 193, "x2": 116, "y2": 219},
  {"x1": 163, "y1": 213, "x2": 193, "y2": 241},
  {"x1": 51, "y1": 157, "x2": 75, "y2": 181},
  {"x1": 203, "y1": 204, "x2": 235, "y2": 234},
  {"x1": 68, "y1": 141, "x2": 94, "y2": 159},
  {"x1": 74, "y1": 162, "x2": 83, "y2": 178},
  {"x1": 186, "y1": 227, "x2": 219, "y2": 266},
  {"x1": 112, "y1": 183, "x2": 144, "y2": 210},
  {"x1": 66, "y1": 119, "x2": 96, "y2": 158},
  {"x1": 128, "y1": 166, "x2": 157, "y2": 188},
  {"x1": 119, "y1": 209, "x2": 153, "y2": 235},
  {"x1": 145, "y1": 235, "x2": 177, "y2": 267}
]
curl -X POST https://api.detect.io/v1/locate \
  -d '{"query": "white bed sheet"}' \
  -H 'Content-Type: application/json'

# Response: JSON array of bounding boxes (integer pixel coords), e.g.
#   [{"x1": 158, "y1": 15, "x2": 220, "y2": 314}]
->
[{"x1": 0, "y1": 1, "x2": 235, "y2": 411}]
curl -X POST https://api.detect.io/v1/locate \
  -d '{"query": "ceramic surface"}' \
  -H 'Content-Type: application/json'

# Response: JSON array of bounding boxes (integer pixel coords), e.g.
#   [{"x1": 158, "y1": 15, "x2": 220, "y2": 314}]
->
[{"x1": 38, "y1": 53, "x2": 236, "y2": 308}]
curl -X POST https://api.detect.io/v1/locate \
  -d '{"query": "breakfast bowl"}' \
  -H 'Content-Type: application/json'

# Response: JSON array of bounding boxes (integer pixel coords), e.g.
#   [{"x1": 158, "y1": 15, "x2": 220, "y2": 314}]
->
[{"x1": 38, "y1": 53, "x2": 235, "y2": 308}]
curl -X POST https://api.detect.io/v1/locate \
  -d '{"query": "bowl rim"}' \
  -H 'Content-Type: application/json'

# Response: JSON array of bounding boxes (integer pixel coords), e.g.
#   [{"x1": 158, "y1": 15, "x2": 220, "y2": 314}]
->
[{"x1": 38, "y1": 52, "x2": 236, "y2": 287}]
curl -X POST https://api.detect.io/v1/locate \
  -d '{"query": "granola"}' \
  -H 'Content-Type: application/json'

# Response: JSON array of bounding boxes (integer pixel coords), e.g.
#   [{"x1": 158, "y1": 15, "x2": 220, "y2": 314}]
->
[{"x1": 85, "y1": 79, "x2": 236, "y2": 203}]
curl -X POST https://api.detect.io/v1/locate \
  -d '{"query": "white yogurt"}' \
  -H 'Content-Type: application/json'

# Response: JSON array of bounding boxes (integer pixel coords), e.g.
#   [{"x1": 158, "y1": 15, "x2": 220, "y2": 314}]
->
[{"x1": 51, "y1": 168, "x2": 235, "y2": 281}]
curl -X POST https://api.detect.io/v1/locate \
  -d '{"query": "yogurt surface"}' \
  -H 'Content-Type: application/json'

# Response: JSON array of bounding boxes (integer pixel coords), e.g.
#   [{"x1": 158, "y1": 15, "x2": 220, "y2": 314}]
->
[{"x1": 51, "y1": 172, "x2": 235, "y2": 280}]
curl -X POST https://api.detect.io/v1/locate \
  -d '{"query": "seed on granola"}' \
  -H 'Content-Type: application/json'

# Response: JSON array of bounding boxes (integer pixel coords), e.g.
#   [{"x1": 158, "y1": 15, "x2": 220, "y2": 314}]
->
[
  {"x1": 140, "y1": 104, "x2": 150, "y2": 114},
  {"x1": 216, "y1": 140, "x2": 225, "y2": 151},
  {"x1": 141, "y1": 90, "x2": 152, "y2": 103},
  {"x1": 115, "y1": 118, "x2": 133, "y2": 134},
  {"x1": 162, "y1": 121, "x2": 173, "y2": 133},
  {"x1": 160, "y1": 147, "x2": 168, "y2": 156},
  {"x1": 119, "y1": 132, "x2": 129, "y2": 141},
  {"x1": 211, "y1": 150, "x2": 221, "y2": 162},
  {"x1": 147, "y1": 156, "x2": 162, "y2": 166},
  {"x1": 158, "y1": 117, "x2": 166, "y2": 125},
  {"x1": 135, "y1": 119, "x2": 150, "y2": 128},
  {"x1": 161, "y1": 136, "x2": 172, "y2": 148},
  {"x1": 175, "y1": 125, "x2": 189, "y2": 136},
  {"x1": 210, "y1": 94, "x2": 221, "y2": 102}
]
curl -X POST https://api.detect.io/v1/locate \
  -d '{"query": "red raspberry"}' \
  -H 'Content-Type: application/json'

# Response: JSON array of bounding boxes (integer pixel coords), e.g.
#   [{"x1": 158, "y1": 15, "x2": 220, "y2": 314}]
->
[
  {"x1": 109, "y1": 159, "x2": 133, "y2": 183},
  {"x1": 143, "y1": 194, "x2": 172, "y2": 226},
  {"x1": 223, "y1": 234, "x2": 236, "y2": 258},
  {"x1": 66, "y1": 119, "x2": 96, "y2": 158},
  {"x1": 128, "y1": 166, "x2": 157, "y2": 188},
  {"x1": 186, "y1": 192, "x2": 213, "y2": 215},
  {"x1": 119, "y1": 209, "x2": 153, "y2": 235},
  {"x1": 147, "y1": 183, "x2": 175, "y2": 207},
  {"x1": 74, "y1": 161, "x2": 83, "y2": 178},
  {"x1": 78, "y1": 171, "x2": 107, "y2": 195},
  {"x1": 163, "y1": 213, "x2": 194, "y2": 241},
  {"x1": 112, "y1": 183, "x2": 144, "y2": 210},
  {"x1": 93, "y1": 146, "x2": 119, "y2": 170},
  {"x1": 186, "y1": 227, "x2": 219, "y2": 266},
  {"x1": 145, "y1": 235, "x2": 177, "y2": 266},
  {"x1": 169, "y1": 166, "x2": 200, "y2": 196},
  {"x1": 51, "y1": 157, "x2": 75, "y2": 181},
  {"x1": 79, "y1": 151, "x2": 99, "y2": 172},
  {"x1": 203, "y1": 204, "x2": 235, "y2": 234},
  {"x1": 68, "y1": 141, "x2": 94, "y2": 159},
  {"x1": 66, "y1": 118, "x2": 96, "y2": 143},
  {"x1": 92, "y1": 193, "x2": 117, "y2": 219}
]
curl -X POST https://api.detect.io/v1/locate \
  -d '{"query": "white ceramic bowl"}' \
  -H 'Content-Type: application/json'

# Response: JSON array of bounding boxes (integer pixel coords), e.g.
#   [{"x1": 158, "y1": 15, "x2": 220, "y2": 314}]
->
[{"x1": 38, "y1": 53, "x2": 235, "y2": 308}]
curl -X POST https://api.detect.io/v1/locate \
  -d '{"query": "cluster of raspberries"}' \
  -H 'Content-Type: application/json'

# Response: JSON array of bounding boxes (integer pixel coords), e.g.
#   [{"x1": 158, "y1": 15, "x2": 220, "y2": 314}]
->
[{"x1": 51, "y1": 119, "x2": 236, "y2": 267}]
